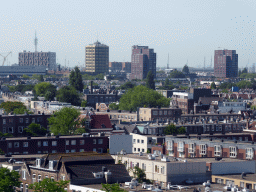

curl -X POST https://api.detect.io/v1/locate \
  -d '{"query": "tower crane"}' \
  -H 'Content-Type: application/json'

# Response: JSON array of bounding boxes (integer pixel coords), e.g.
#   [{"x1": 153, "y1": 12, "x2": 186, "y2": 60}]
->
[{"x1": 0, "y1": 52, "x2": 12, "y2": 66}]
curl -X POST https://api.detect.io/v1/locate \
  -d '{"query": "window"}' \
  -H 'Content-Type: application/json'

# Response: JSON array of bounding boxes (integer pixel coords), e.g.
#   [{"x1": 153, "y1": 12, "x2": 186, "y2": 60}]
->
[
  {"x1": 246, "y1": 148, "x2": 254, "y2": 159},
  {"x1": 26, "y1": 118, "x2": 29, "y2": 123},
  {"x1": 2, "y1": 127, "x2": 6, "y2": 133},
  {"x1": 52, "y1": 150, "x2": 57, "y2": 153},
  {"x1": 138, "y1": 148, "x2": 140, "y2": 152},
  {"x1": 240, "y1": 182, "x2": 244, "y2": 188},
  {"x1": 43, "y1": 141, "x2": 48, "y2": 146},
  {"x1": 52, "y1": 141, "x2": 57, "y2": 146},
  {"x1": 71, "y1": 149, "x2": 76, "y2": 153},
  {"x1": 49, "y1": 161, "x2": 53, "y2": 169},
  {"x1": 80, "y1": 149, "x2": 84, "y2": 152},
  {"x1": 229, "y1": 146, "x2": 237, "y2": 158},
  {"x1": 23, "y1": 142, "x2": 28, "y2": 147},
  {"x1": 23, "y1": 151, "x2": 28, "y2": 154},
  {"x1": 178, "y1": 142, "x2": 184, "y2": 152},
  {"x1": 32, "y1": 174, "x2": 36, "y2": 183},
  {"x1": 200, "y1": 144, "x2": 207, "y2": 155},
  {"x1": 18, "y1": 126, "x2": 23, "y2": 133},
  {"x1": 22, "y1": 170, "x2": 26, "y2": 180},
  {"x1": 38, "y1": 141, "x2": 41, "y2": 147},
  {"x1": 3, "y1": 119, "x2": 6, "y2": 124},
  {"x1": 9, "y1": 118, "x2": 13, "y2": 123},
  {"x1": 70, "y1": 139, "x2": 76, "y2": 145},
  {"x1": 142, "y1": 163, "x2": 146, "y2": 171},
  {"x1": 38, "y1": 151, "x2": 41, "y2": 154},
  {"x1": 214, "y1": 145, "x2": 222, "y2": 157},
  {"x1": 141, "y1": 140, "x2": 144, "y2": 143},
  {"x1": 38, "y1": 175, "x2": 41, "y2": 183},
  {"x1": 66, "y1": 150, "x2": 69, "y2": 153},
  {"x1": 98, "y1": 139, "x2": 103, "y2": 144},
  {"x1": 133, "y1": 139, "x2": 136, "y2": 143},
  {"x1": 80, "y1": 140, "x2": 85, "y2": 145},
  {"x1": 142, "y1": 149, "x2": 145, "y2": 152},
  {"x1": 167, "y1": 140, "x2": 173, "y2": 151},
  {"x1": 62, "y1": 175, "x2": 65, "y2": 181},
  {"x1": 20, "y1": 183, "x2": 23, "y2": 191},
  {"x1": 134, "y1": 148, "x2": 136, "y2": 152},
  {"x1": 66, "y1": 140, "x2": 69, "y2": 145},
  {"x1": 161, "y1": 166, "x2": 165, "y2": 174},
  {"x1": 155, "y1": 165, "x2": 159, "y2": 173},
  {"x1": 32, "y1": 118, "x2": 35, "y2": 123},
  {"x1": 188, "y1": 143, "x2": 195, "y2": 153},
  {"x1": 93, "y1": 148, "x2": 96, "y2": 152},
  {"x1": 8, "y1": 127, "x2": 13, "y2": 133},
  {"x1": 98, "y1": 148, "x2": 103, "y2": 153},
  {"x1": 43, "y1": 151, "x2": 48, "y2": 153},
  {"x1": 19, "y1": 118, "x2": 23, "y2": 123},
  {"x1": 14, "y1": 142, "x2": 19, "y2": 148},
  {"x1": 137, "y1": 139, "x2": 140, "y2": 143},
  {"x1": 93, "y1": 139, "x2": 97, "y2": 144},
  {"x1": 8, "y1": 142, "x2": 12, "y2": 148}
]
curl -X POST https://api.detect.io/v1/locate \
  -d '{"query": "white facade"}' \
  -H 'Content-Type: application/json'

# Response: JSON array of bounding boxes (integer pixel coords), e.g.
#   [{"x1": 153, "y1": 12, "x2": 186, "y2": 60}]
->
[
  {"x1": 130, "y1": 133, "x2": 150, "y2": 154},
  {"x1": 172, "y1": 92, "x2": 193, "y2": 99},
  {"x1": 109, "y1": 135, "x2": 133, "y2": 155},
  {"x1": 112, "y1": 154, "x2": 207, "y2": 185},
  {"x1": 69, "y1": 184, "x2": 103, "y2": 192},
  {"x1": 218, "y1": 102, "x2": 246, "y2": 113}
]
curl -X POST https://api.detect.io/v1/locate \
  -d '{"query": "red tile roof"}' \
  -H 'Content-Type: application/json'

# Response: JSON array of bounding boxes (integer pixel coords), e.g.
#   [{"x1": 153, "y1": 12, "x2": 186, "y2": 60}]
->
[{"x1": 90, "y1": 115, "x2": 112, "y2": 129}]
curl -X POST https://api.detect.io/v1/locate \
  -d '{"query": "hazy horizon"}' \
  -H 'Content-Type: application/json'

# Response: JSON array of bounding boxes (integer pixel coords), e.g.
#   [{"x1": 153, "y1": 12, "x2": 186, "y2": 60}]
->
[{"x1": 1, "y1": 0, "x2": 256, "y2": 69}]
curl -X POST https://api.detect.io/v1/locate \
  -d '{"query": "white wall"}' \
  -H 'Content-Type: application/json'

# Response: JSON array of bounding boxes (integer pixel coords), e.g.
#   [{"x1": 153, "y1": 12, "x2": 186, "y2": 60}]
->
[
  {"x1": 130, "y1": 133, "x2": 149, "y2": 153},
  {"x1": 211, "y1": 161, "x2": 255, "y2": 175},
  {"x1": 69, "y1": 184, "x2": 103, "y2": 192},
  {"x1": 109, "y1": 135, "x2": 132, "y2": 155}
]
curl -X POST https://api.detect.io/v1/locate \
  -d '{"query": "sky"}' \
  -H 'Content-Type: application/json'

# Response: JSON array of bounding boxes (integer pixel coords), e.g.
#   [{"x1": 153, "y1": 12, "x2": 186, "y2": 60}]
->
[{"x1": 0, "y1": 0, "x2": 256, "y2": 69}]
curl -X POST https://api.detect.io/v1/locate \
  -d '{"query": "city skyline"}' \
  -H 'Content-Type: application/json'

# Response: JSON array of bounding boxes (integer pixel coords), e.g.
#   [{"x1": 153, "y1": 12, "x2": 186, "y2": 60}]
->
[{"x1": 1, "y1": 0, "x2": 256, "y2": 68}]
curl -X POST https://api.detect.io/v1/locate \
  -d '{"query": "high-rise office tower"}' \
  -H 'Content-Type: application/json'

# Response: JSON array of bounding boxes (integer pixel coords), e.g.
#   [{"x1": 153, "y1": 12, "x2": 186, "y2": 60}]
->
[
  {"x1": 214, "y1": 49, "x2": 238, "y2": 78},
  {"x1": 85, "y1": 41, "x2": 109, "y2": 74},
  {"x1": 130, "y1": 45, "x2": 156, "y2": 80}
]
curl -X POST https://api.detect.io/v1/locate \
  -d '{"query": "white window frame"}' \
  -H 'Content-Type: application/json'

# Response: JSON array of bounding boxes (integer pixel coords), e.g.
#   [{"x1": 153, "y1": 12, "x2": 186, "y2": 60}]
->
[
  {"x1": 66, "y1": 140, "x2": 69, "y2": 145},
  {"x1": 167, "y1": 140, "x2": 173, "y2": 151},
  {"x1": 49, "y1": 161, "x2": 53, "y2": 170},
  {"x1": 22, "y1": 170, "x2": 26, "y2": 180},
  {"x1": 71, "y1": 140, "x2": 76, "y2": 145},
  {"x1": 43, "y1": 141, "x2": 48, "y2": 146},
  {"x1": 18, "y1": 126, "x2": 23, "y2": 133},
  {"x1": 38, "y1": 175, "x2": 41, "y2": 183},
  {"x1": 93, "y1": 139, "x2": 97, "y2": 144},
  {"x1": 14, "y1": 142, "x2": 19, "y2": 148},
  {"x1": 23, "y1": 142, "x2": 28, "y2": 147},
  {"x1": 246, "y1": 148, "x2": 254, "y2": 160},
  {"x1": 178, "y1": 142, "x2": 184, "y2": 152},
  {"x1": 214, "y1": 145, "x2": 222, "y2": 157},
  {"x1": 52, "y1": 141, "x2": 57, "y2": 146},
  {"x1": 199, "y1": 144, "x2": 207, "y2": 155},
  {"x1": 188, "y1": 143, "x2": 195, "y2": 153},
  {"x1": 3, "y1": 119, "x2": 6, "y2": 124},
  {"x1": 98, "y1": 139, "x2": 103, "y2": 144},
  {"x1": 229, "y1": 146, "x2": 237, "y2": 158},
  {"x1": 32, "y1": 174, "x2": 36, "y2": 183}
]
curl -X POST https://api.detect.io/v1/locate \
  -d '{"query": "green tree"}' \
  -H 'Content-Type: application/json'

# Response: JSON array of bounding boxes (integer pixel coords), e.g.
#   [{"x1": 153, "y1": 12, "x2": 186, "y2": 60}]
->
[
  {"x1": 48, "y1": 107, "x2": 81, "y2": 135},
  {"x1": 0, "y1": 167, "x2": 21, "y2": 192},
  {"x1": 210, "y1": 82, "x2": 216, "y2": 89},
  {"x1": 132, "y1": 166, "x2": 147, "y2": 183},
  {"x1": 29, "y1": 178, "x2": 69, "y2": 192},
  {"x1": 182, "y1": 64, "x2": 189, "y2": 74},
  {"x1": 178, "y1": 126, "x2": 186, "y2": 134},
  {"x1": 145, "y1": 71, "x2": 155, "y2": 90},
  {"x1": 0, "y1": 148, "x2": 4, "y2": 154},
  {"x1": 117, "y1": 81, "x2": 135, "y2": 90},
  {"x1": 241, "y1": 67, "x2": 248, "y2": 74},
  {"x1": 56, "y1": 86, "x2": 81, "y2": 106},
  {"x1": 22, "y1": 74, "x2": 29, "y2": 79},
  {"x1": 81, "y1": 100, "x2": 87, "y2": 107},
  {"x1": 101, "y1": 183, "x2": 125, "y2": 192},
  {"x1": 119, "y1": 85, "x2": 170, "y2": 111},
  {"x1": 34, "y1": 82, "x2": 56, "y2": 101},
  {"x1": 109, "y1": 103, "x2": 119, "y2": 110},
  {"x1": 0, "y1": 101, "x2": 31, "y2": 114},
  {"x1": 32, "y1": 74, "x2": 44, "y2": 82},
  {"x1": 23, "y1": 123, "x2": 47, "y2": 136},
  {"x1": 69, "y1": 66, "x2": 83, "y2": 92},
  {"x1": 164, "y1": 124, "x2": 177, "y2": 135},
  {"x1": 169, "y1": 70, "x2": 186, "y2": 78}
]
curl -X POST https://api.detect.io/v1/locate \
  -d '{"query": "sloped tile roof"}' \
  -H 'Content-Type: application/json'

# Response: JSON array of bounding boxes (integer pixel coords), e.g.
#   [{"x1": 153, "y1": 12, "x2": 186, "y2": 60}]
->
[{"x1": 90, "y1": 115, "x2": 112, "y2": 129}]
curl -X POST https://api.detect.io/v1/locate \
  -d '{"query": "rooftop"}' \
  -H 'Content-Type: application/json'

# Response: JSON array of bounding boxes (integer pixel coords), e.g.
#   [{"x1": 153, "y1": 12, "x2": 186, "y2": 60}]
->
[{"x1": 213, "y1": 173, "x2": 256, "y2": 182}]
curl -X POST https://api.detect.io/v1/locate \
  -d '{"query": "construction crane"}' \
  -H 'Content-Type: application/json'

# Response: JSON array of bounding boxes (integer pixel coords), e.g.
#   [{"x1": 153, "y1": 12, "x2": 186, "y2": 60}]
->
[{"x1": 0, "y1": 51, "x2": 12, "y2": 66}]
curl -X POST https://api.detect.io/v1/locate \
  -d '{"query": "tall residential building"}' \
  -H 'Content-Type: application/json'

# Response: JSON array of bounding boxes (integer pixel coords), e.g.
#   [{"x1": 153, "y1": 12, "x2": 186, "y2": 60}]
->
[
  {"x1": 130, "y1": 45, "x2": 156, "y2": 80},
  {"x1": 109, "y1": 62, "x2": 131, "y2": 73},
  {"x1": 214, "y1": 49, "x2": 238, "y2": 78},
  {"x1": 85, "y1": 41, "x2": 109, "y2": 74},
  {"x1": 18, "y1": 51, "x2": 56, "y2": 70}
]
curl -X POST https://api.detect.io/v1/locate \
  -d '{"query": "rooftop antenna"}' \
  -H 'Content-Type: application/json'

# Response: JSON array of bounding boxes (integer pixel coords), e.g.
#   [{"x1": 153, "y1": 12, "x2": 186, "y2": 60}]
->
[
  {"x1": 34, "y1": 30, "x2": 38, "y2": 52},
  {"x1": 167, "y1": 53, "x2": 169, "y2": 69}
]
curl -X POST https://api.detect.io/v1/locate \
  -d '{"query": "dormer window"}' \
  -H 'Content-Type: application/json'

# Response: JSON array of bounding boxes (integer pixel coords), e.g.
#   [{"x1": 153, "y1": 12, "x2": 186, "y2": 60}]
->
[
  {"x1": 36, "y1": 159, "x2": 41, "y2": 167},
  {"x1": 49, "y1": 161, "x2": 54, "y2": 170}
]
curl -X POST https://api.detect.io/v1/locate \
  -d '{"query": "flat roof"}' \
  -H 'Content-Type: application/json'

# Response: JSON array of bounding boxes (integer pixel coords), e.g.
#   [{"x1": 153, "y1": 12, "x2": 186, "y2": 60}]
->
[
  {"x1": 213, "y1": 173, "x2": 256, "y2": 182},
  {"x1": 112, "y1": 154, "x2": 243, "y2": 163}
]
